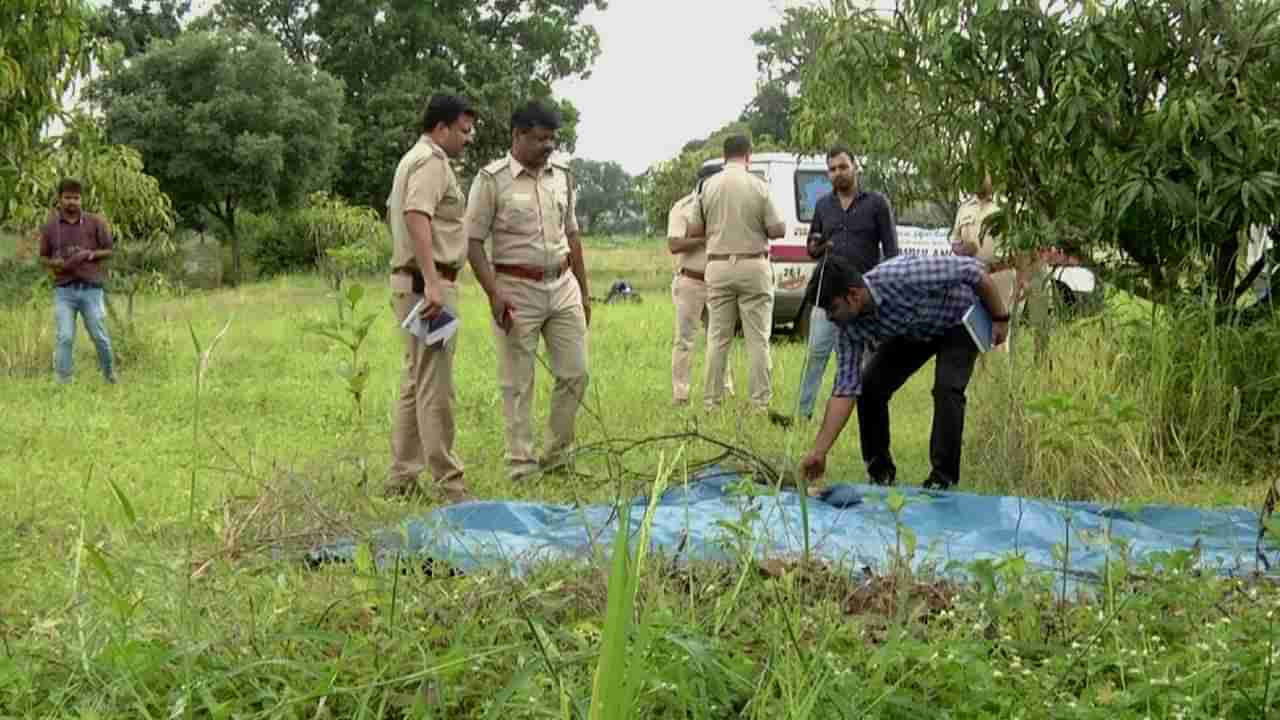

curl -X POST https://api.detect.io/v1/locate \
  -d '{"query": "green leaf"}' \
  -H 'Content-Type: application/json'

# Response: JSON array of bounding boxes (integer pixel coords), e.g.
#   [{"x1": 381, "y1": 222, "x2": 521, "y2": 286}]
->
[
  {"x1": 107, "y1": 477, "x2": 138, "y2": 526},
  {"x1": 346, "y1": 284, "x2": 365, "y2": 307},
  {"x1": 83, "y1": 543, "x2": 117, "y2": 590}
]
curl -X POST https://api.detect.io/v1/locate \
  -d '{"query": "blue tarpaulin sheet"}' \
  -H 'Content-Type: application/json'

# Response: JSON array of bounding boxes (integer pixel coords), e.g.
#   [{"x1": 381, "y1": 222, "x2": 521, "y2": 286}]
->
[{"x1": 307, "y1": 468, "x2": 1272, "y2": 584}]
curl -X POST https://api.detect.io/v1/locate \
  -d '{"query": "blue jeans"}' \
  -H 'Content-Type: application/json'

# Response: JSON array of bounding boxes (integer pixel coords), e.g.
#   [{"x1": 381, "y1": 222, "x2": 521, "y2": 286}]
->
[
  {"x1": 54, "y1": 283, "x2": 115, "y2": 382},
  {"x1": 797, "y1": 305, "x2": 836, "y2": 418}
]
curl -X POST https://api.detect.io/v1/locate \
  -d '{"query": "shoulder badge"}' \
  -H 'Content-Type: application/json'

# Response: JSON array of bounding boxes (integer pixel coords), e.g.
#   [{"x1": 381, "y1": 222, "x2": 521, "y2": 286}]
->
[{"x1": 481, "y1": 157, "x2": 510, "y2": 176}]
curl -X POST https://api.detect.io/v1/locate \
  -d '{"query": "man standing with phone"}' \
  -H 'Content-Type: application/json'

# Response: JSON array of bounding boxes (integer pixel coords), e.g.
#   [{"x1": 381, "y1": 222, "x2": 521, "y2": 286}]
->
[
  {"x1": 39, "y1": 178, "x2": 116, "y2": 386},
  {"x1": 798, "y1": 147, "x2": 898, "y2": 420}
]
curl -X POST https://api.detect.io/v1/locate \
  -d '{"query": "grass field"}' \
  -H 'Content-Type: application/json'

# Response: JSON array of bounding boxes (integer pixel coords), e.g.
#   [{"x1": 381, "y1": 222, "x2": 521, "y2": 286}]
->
[{"x1": 2, "y1": 239, "x2": 1278, "y2": 718}]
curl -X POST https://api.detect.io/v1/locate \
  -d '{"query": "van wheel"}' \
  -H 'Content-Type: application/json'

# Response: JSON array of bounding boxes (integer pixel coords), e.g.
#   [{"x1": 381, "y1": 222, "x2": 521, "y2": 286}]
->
[
  {"x1": 1053, "y1": 280, "x2": 1078, "y2": 308},
  {"x1": 792, "y1": 302, "x2": 812, "y2": 342}
]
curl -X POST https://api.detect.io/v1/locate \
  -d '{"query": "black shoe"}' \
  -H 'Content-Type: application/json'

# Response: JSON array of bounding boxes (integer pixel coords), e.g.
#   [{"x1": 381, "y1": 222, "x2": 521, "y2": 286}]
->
[
  {"x1": 869, "y1": 470, "x2": 896, "y2": 486},
  {"x1": 922, "y1": 473, "x2": 956, "y2": 491}
]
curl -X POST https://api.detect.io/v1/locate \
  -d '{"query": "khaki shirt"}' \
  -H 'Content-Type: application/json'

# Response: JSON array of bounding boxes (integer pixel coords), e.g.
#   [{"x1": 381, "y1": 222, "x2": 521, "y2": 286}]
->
[
  {"x1": 387, "y1": 136, "x2": 468, "y2": 271},
  {"x1": 667, "y1": 193, "x2": 708, "y2": 273},
  {"x1": 687, "y1": 164, "x2": 781, "y2": 256},
  {"x1": 949, "y1": 198, "x2": 1001, "y2": 265},
  {"x1": 465, "y1": 154, "x2": 578, "y2": 267}
]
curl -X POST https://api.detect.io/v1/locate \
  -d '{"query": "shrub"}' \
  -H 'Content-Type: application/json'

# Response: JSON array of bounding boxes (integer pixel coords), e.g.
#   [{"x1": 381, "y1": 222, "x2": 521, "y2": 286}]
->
[{"x1": 966, "y1": 294, "x2": 1280, "y2": 499}]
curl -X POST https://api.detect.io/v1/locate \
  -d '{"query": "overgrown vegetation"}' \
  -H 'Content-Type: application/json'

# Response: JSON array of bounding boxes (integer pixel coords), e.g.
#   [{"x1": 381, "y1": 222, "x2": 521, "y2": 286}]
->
[{"x1": 2, "y1": 242, "x2": 1279, "y2": 716}]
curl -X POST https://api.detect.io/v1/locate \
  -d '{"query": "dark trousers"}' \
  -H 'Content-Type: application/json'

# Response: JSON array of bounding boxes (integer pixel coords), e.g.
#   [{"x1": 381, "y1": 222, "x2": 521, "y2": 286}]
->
[{"x1": 856, "y1": 324, "x2": 978, "y2": 487}]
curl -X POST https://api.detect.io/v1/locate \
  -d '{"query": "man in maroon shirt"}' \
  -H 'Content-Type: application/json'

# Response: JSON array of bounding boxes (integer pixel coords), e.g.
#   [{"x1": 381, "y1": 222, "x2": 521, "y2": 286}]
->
[{"x1": 38, "y1": 178, "x2": 116, "y2": 384}]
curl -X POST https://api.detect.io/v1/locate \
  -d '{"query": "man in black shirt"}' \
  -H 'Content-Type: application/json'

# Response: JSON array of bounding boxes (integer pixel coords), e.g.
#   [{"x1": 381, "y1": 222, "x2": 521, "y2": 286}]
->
[{"x1": 797, "y1": 147, "x2": 899, "y2": 418}]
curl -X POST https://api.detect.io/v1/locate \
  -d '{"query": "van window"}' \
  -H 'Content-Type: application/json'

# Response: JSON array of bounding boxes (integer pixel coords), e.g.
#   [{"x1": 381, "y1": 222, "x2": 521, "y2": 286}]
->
[{"x1": 795, "y1": 170, "x2": 832, "y2": 223}]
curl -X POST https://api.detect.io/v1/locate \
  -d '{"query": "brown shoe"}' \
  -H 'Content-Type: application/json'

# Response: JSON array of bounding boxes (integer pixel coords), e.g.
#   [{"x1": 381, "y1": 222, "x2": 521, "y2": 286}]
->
[{"x1": 438, "y1": 481, "x2": 473, "y2": 505}]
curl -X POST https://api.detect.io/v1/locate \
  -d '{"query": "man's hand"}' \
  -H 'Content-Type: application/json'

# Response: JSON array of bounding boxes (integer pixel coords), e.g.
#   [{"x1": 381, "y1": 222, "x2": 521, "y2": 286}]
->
[
  {"x1": 490, "y1": 291, "x2": 515, "y2": 333},
  {"x1": 583, "y1": 300, "x2": 592, "y2": 328},
  {"x1": 993, "y1": 319, "x2": 1009, "y2": 346},
  {"x1": 66, "y1": 248, "x2": 91, "y2": 267},
  {"x1": 808, "y1": 239, "x2": 833, "y2": 259},
  {"x1": 420, "y1": 283, "x2": 446, "y2": 320},
  {"x1": 952, "y1": 240, "x2": 978, "y2": 257},
  {"x1": 799, "y1": 451, "x2": 827, "y2": 481}
]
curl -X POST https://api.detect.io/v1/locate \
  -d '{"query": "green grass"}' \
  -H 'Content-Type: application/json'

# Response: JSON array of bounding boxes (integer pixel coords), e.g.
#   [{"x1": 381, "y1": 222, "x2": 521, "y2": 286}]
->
[{"x1": 2, "y1": 240, "x2": 1278, "y2": 718}]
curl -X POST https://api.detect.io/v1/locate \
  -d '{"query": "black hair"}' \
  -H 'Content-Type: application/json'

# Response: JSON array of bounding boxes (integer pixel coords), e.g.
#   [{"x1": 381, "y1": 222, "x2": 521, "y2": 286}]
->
[
  {"x1": 57, "y1": 178, "x2": 83, "y2": 196},
  {"x1": 722, "y1": 134, "x2": 751, "y2": 160},
  {"x1": 826, "y1": 146, "x2": 856, "y2": 165},
  {"x1": 511, "y1": 99, "x2": 562, "y2": 133},
  {"x1": 805, "y1": 255, "x2": 867, "y2": 311},
  {"x1": 421, "y1": 94, "x2": 476, "y2": 134}
]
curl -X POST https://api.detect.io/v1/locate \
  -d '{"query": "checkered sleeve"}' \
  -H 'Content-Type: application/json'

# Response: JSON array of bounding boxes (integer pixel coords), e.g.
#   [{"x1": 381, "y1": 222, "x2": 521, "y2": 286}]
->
[{"x1": 831, "y1": 324, "x2": 865, "y2": 398}]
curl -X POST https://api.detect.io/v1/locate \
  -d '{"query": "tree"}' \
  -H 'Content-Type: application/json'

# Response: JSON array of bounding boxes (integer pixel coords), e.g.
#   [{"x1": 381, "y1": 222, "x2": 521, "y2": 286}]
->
[
  {"x1": 569, "y1": 158, "x2": 639, "y2": 235},
  {"x1": 213, "y1": 0, "x2": 604, "y2": 209},
  {"x1": 0, "y1": 0, "x2": 96, "y2": 225},
  {"x1": 93, "y1": 0, "x2": 190, "y2": 58},
  {"x1": 740, "y1": 80, "x2": 792, "y2": 145},
  {"x1": 93, "y1": 31, "x2": 348, "y2": 284},
  {"x1": 796, "y1": 0, "x2": 1280, "y2": 305}
]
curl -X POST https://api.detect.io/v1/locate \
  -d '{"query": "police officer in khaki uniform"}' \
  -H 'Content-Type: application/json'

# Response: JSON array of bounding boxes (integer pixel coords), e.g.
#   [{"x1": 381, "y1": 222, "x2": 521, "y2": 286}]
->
[
  {"x1": 950, "y1": 172, "x2": 1017, "y2": 308},
  {"x1": 465, "y1": 100, "x2": 590, "y2": 480},
  {"x1": 950, "y1": 171, "x2": 1042, "y2": 351},
  {"x1": 667, "y1": 166, "x2": 733, "y2": 405},
  {"x1": 385, "y1": 94, "x2": 475, "y2": 501},
  {"x1": 686, "y1": 135, "x2": 785, "y2": 412}
]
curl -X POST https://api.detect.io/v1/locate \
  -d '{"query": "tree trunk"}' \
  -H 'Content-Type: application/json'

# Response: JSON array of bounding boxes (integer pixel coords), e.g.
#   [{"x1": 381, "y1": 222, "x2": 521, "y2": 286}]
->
[
  {"x1": 1213, "y1": 230, "x2": 1240, "y2": 307},
  {"x1": 226, "y1": 198, "x2": 240, "y2": 286}
]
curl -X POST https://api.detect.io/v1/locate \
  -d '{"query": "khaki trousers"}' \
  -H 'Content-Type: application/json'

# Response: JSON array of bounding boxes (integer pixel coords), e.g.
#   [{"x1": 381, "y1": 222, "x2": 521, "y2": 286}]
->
[
  {"x1": 493, "y1": 271, "x2": 589, "y2": 477},
  {"x1": 671, "y1": 273, "x2": 733, "y2": 403},
  {"x1": 704, "y1": 257, "x2": 773, "y2": 410},
  {"x1": 387, "y1": 277, "x2": 466, "y2": 495}
]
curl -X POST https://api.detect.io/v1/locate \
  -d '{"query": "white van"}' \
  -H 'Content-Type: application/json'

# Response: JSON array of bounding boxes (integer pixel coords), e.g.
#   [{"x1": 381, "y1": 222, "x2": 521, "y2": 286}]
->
[{"x1": 696, "y1": 152, "x2": 1099, "y2": 335}]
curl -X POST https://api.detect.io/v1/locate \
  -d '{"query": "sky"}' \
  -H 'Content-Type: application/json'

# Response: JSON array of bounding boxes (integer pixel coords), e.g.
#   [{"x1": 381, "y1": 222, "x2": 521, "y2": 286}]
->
[
  {"x1": 80, "y1": 0, "x2": 798, "y2": 174},
  {"x1": 554, "y1": 0, "x2": 794, "y2": 175}
]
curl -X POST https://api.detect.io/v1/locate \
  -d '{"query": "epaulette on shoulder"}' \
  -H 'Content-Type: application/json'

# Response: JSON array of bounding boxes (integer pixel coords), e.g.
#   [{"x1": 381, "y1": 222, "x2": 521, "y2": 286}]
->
[
  {"x1": 550, "y1": 159, "x2": 572, "y2": 179},
  {"x1": 481, "y1": 157, "x2": 510, "y2": 176}
]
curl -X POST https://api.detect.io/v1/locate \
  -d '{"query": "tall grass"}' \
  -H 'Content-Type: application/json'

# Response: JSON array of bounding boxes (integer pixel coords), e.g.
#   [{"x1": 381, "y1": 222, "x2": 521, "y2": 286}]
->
[{"x1": 967, "y1": 292, "x2": 1280, "y2": 501}]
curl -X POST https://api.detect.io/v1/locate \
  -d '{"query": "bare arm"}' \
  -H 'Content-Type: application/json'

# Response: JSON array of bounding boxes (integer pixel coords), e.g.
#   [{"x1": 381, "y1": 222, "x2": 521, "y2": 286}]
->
[
  {"x1": 568, "y1": 228, "x2": 590, "y2": 301},
  {"x1": 975, "y1": 270, "x2": 1011, "y2": 345},
  {"x1": 467, "y1": 238, "x2": 499, "y2": 300},
  {"x1": 799, "y1": 396, "x2": 855, "y2": 481},
  {"x1": 814, "y1": 396, "x2": 855, "y2": 456}
]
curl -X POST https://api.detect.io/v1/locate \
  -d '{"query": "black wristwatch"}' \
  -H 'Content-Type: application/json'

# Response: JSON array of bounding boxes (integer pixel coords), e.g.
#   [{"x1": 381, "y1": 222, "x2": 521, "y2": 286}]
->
[{"x1": 992, "y1": 313, "x2": 1010, "y2": 322}]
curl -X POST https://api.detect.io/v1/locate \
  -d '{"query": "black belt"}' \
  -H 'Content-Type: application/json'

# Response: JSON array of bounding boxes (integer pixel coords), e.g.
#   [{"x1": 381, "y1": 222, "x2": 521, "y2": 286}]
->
[
  {"x1": 58, "y1": 280, "x2": 102, "y2": 290},
  {"x1": 395, "y1": 263, "x2": 459, "y2": 293}
]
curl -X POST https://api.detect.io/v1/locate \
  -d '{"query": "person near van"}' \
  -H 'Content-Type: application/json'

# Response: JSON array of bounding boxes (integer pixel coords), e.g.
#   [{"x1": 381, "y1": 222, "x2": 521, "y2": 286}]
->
[
  {"x1": 797, "y1": 254, "x2": 1010, "y2": 490},
  {"x1": 951, "y1": 172, "x2": 1045, "y2": 351},
  {"x1": 384, "y1": 94, "x2": 476, "y2": 502},
  {"x1": 667, "y1": 165, "x2": 733, "y2": 405},
  {"x1": 466, "y1": 99, "x2": 590, "y2": 481},
  {"x1": 798, "y1": 147, "x2": 898, "y2": 419},
  {"x1": 685, "y1": 134, "x2": 786, "y2": 412},
  {"x1": 38, "y1": 177, "x2": 116, "y2": 385},
  {"x1": 950, "y1": 172, "x2": 1017, "y2": 306}
]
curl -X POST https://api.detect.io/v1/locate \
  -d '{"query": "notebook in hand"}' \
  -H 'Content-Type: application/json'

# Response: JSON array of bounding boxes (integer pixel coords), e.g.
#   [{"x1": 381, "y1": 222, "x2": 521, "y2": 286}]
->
[
  {"x1": 962, "y1": 301, "x2": 994, "y2": 353},
  {"x1": 401, "y1": 300, "x2": 459, "y2": 347}
]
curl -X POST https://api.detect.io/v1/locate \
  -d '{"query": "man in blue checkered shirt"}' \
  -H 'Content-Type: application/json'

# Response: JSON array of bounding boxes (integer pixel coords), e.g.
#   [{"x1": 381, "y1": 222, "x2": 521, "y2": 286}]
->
[{"x1": 798, "y1": 253, "x2": 1011, "y2": 489}]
